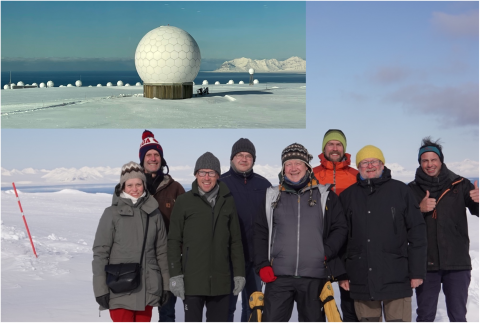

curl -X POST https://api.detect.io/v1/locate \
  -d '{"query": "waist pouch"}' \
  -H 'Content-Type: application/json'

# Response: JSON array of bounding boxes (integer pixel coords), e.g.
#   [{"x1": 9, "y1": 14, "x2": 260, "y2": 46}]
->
[{"x1": 105, "y1": 263, "x2": 141, "y2": 294}]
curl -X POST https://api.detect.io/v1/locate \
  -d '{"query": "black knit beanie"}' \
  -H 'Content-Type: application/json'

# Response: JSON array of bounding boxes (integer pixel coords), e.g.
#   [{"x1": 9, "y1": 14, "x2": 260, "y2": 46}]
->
[{"x1": 230, "y1": 138, "x2": 256, "y2": 162}]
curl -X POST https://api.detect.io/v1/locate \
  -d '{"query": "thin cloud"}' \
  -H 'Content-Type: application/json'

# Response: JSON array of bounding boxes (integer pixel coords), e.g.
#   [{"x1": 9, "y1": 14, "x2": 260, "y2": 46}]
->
[
  {"x1": 431, "y1": 10, "x2": 479, "y2": 38},
  {"x1": 447, "y1": 159, "x2": 479, "y2": 178},
  {"x1": 370, "y1": 66, "x2": 411, "y2": 84},
  {"x1": 384, "y1": 83, "x2": 479, "y2": 127}
]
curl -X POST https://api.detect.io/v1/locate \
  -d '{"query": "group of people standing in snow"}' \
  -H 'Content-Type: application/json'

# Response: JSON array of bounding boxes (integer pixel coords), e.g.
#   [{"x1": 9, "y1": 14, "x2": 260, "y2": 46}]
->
[{"x1": 92, "y1": 129, "x2": 479, "y2": 322}]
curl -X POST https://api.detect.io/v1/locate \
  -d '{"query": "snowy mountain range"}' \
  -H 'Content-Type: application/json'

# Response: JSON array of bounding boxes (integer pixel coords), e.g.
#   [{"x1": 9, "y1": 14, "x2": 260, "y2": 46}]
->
[{"x1": 214, "y1": 56, "x2": 306, "y2": 72}]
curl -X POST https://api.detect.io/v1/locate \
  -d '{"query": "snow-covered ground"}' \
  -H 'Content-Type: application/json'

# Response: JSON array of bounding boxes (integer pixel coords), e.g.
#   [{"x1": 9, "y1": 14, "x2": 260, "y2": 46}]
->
[
  {"x1": 1, "y1": 185, "x2": 478, "y2": 321},
  {"x1": 1, "y1": 83, "x2": 306, "y2": 128}
]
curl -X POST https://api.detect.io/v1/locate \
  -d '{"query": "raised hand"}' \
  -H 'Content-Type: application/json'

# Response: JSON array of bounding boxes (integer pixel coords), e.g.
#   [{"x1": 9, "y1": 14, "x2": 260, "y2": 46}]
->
[
  {"x1": 470, "y1": 180, "x2": 479, "y2": 203},
  {"x1": 420, "y1": 190, "x2": 436, "y2": 213}
]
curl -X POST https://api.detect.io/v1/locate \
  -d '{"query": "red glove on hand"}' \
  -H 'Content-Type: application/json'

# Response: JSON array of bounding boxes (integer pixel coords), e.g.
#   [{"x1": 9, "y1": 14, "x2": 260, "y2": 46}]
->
[{"x1": 259, "y1": 266, "x2": 277, "y2": 283}]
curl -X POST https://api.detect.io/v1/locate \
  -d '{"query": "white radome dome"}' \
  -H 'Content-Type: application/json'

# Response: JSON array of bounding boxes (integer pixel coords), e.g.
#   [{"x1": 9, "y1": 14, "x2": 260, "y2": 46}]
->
[
  {"x1": 202, "y1": 80, "x2": 208, "y2": 85},
  {"x1": 107, "y1": 82, "x2": 113, "y2": 87},
  {"x1": 32, "y1": 83, "x2": 38, "y2": 86},
  {"x1": 254, "y1": 79, "x2": 259, "y2": 84},
  {"x1": 97, "y1": 84, "x2": 103, "y2": 87},
  {"x1": 75, "y1": 80, "x2": 82, "y2": 87},
  {"x1": 135, "y1": 25, "x2": 201, "y2": 84},
  {"x1": 25, "y1": 84, "x2": 30, "y2": 86},
  {"x1": 239, "y1": 81, "x2": 245, "y2": 85},
  {"x1": 117, "y1": 80, "x2": 124, "y2": 86},
  {"x1": 17, "y1": 81, "x2": 24, "y2": 86},
  {"x1": 59, "y1": 85, "x2": 64, "y2": 87},
  {"x1": 67, "y1": 84, "x2": 73, "y2": 87},
  {"x1": 249, "y1": 68, "x2": 255, "y2": 75},
  {"x1": 88, "y1": 85, "x2": 92, "y2": 87},
  {"x1": 227, "y1": 80, "x2": 234, "y2": 85},
  {"x1": 40, "y1": 83, "x2": 46, "y2": 88},
  {"x1": 215, "y1": 81, "x2": 220, "y2": 85},
  {"x1": 125, "y1": 83, "x2": 130, "y2": 87},
  {"x1": 47, "y1": 80, "x2": 54, "y2": 87},
  {"x1": 4, "y1": 84, "x2": 9, "y2": 89},
  {"x1": 136, "y1": 82, "x2": 142, "y2": 86}
]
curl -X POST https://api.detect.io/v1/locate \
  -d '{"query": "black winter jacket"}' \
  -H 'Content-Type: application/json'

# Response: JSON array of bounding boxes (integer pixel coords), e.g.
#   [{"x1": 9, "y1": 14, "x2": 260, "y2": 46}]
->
[
  {"x1": 220, "y1": 168, "x2": 271, "y2": 263},
  {"x1": 339, "y1": 167, "x2": 427, "y2": 301},
  {"x1": 408, "y1": 168, "x2": 479, "y2": 271},
  {"x1": 254, "y1": 180, "x2": 348, "y2": 281}
]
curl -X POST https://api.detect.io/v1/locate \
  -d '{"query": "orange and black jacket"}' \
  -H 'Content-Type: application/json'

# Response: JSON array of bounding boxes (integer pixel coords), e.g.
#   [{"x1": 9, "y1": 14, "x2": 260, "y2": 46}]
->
[
  {"x1": 409, "y1": 172, "x2": 479, "y2": 271},
  {"x1": 313, "y1": 153, "x2": 358, "y2": 196}
]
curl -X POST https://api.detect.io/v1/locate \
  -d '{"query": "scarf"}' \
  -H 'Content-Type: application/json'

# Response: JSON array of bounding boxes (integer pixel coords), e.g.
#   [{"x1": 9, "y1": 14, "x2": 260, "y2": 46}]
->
[
  {"x1": 198, "y1": 184, "x2": 220, "y2": 207},
  {"x1": 284, "y1": 171, "x2": 312, "y2": 192},
  {"x1": 120, "y1": 191, "x2": 146, "y2": 205},
  {"x1": 145, "y1": 172, "x2": 165, "y2": 195},
  {"x1": 414, "y1": 164, "x2": 450, "y2": 199}
]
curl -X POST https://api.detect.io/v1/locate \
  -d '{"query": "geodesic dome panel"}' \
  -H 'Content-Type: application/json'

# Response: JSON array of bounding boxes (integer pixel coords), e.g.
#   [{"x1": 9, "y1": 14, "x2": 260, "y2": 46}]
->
[{"x1": 135, "y1": 26, "x2": 201, "y2": 84}]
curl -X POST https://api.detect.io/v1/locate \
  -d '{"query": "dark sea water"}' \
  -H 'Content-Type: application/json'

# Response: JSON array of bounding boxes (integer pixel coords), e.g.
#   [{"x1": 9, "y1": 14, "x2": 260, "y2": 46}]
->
[{"x1": 1, "y1": 71, "x2": 305, "y2": 88}]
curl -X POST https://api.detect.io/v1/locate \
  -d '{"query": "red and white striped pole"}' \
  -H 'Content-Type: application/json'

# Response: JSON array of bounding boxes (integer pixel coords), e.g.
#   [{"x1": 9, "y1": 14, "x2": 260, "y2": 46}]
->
[{"x1": 12, "y1": 182, "x2": 38, "y2": 258}]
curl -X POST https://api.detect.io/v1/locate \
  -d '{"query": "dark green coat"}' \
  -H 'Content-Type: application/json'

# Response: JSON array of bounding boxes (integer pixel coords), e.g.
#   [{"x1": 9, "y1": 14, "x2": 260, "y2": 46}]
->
[{"x1": 167, "y1": 180, "x2": 245, "y2": 296}]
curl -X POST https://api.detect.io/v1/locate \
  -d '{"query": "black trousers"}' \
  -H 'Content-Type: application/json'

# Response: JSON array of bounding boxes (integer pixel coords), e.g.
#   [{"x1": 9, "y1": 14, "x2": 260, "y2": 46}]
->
[
  {"x1": 263, "y1": 277, "x2": 327, "y2": 322},
  {"x1": 183, "y1": 294, "x2": 230, "y2": 322},
  {"x1": 339, "y1": 283, "x2": 359, "y2": 322}
]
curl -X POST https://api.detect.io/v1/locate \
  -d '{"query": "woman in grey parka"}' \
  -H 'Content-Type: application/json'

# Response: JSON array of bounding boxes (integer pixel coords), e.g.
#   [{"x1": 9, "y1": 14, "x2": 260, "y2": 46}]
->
[{"x1": 92, "y1": 161, "x2": 170, "y2": 322}]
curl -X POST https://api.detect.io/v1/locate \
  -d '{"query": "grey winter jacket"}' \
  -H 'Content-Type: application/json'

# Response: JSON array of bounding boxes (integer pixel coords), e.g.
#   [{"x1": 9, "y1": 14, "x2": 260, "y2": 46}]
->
[{"x1": 92, "y1": 184, "x2": 170, "y2": 311}]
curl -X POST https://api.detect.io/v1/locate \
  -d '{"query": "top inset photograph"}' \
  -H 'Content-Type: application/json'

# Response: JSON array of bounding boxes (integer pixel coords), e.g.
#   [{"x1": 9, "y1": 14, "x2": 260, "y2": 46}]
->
[{"x1": 1, "y1": 1, "x2": 306, "y2": 129}]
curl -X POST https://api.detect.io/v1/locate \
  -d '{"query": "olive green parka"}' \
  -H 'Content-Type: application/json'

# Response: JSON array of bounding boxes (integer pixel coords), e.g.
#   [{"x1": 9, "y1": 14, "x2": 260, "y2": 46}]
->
[{"x1": 167, "y1": 180, "x2": 245, "y2": 296}]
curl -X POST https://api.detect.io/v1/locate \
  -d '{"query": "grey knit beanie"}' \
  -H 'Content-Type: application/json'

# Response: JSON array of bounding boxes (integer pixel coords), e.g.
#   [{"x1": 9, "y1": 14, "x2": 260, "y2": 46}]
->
[
  {"x1": 230, "y1": 138, "x2": 256, "y2": 162},
  {"x1": 194, "y1": 152, "x2": 221, "y2": 176},
  {"x1": 120, "y1": 161, "x2": 146, "y2": 189}
]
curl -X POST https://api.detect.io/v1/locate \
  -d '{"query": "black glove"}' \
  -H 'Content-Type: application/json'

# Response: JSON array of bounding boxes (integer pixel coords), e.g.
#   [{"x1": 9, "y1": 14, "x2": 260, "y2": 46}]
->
[
  {"x1": 96, "y1": 294, "x2": 110, "y2": 309},
  {"x1": 160, "y1": 291, "x2": 171, "y2": 307}
]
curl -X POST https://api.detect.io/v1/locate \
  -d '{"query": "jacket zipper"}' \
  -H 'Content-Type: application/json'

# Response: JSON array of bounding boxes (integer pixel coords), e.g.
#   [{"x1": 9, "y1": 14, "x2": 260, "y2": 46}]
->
[
  {"x1": 333, "y1": 164, "x2": 336, "y2": 194},
  {"x1": 349, "y1": 210, "x2": 353, "y2": 238},
  {"x1": 184, "y1": 247, "x2": 189, "y2": 273},
  {"x1": 391, "y1": 207, "x2": 397, "y2": 234},
  {"x1": 270, "y1": 227, "x2": 277, "y2": 265},
  {"x1": 295, "y1": 193, "x2": 301, "y2": 276}
]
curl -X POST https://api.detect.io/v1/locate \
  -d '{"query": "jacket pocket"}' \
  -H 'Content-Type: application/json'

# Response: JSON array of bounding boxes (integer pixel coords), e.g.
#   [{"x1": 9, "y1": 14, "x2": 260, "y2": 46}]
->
[
  {"x1": 382, "y1": 252, "x2": 408, "y2": 285},
  {"x1": 391, "y1": 207, "x2": 397, "y2": 235},
  {"x1": 146, "y1": 263, "x2": 163, "y2": 296}
]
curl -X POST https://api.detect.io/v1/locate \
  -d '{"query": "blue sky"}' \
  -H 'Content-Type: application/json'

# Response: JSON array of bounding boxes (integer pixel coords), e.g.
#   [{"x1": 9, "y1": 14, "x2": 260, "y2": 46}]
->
[
  {"x1": 1, "y1": 1, "x2": 305, "y2": 71},
  {"x1": 1, "y1": 1, "x2": 478, "y2": 182}
]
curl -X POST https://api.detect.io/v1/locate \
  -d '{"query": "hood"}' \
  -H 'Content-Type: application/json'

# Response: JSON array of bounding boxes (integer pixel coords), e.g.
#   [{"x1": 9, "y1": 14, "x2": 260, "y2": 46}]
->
[
  {"x1": 112, "y1": 183, "x2": 159, "y2": 215},
  {"x1": 318, "y1": 152, "x2": 353, "y2": 171}
]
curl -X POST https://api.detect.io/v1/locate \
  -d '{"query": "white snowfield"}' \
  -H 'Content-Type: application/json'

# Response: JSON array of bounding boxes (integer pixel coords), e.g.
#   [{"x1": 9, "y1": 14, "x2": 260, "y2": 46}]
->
[
  {"x1": 214, "y1": 56, "x2": 306, "y2": 73},
  {"x1": 1, "y1": 83, "x2": 306, "y2": 128},
  {"x1": 1, "y1": 188, "x2": 478, "y2": 322}
]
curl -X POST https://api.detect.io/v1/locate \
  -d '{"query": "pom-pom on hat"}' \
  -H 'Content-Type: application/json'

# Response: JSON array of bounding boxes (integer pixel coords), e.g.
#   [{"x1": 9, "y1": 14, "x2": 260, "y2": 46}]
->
[
  {"x1": 139, "y1": 130, "x2": 167, "y2": 170},
  {"x1": 356, "y1": 145, "x2": 385, "y2": 166},
  {"x1": 120, "y1": 161, "x2": 146, "y2": 189}
]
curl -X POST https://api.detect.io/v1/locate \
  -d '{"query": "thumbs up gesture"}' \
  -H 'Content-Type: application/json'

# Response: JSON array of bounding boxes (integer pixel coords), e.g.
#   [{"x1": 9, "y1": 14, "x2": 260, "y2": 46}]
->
[
  {"x1": 420, "y1": 190, "x2": 436, "y2": 213},
  {"x1": 470, "y1": 180, "x2": 479, "y2": 203}
]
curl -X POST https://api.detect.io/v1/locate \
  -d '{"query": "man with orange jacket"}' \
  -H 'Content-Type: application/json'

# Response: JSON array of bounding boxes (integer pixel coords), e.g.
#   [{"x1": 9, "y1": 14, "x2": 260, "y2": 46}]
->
[{"x1": 313, "y1": 129, "x2": 358, "y2": 322}]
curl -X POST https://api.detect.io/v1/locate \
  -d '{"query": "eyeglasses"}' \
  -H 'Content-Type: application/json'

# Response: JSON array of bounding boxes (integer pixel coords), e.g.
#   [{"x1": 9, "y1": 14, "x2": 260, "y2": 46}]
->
[
  {"x1": 197, "y1": 170, "x2": 217, "y2": 177},
  {"x1": 359, "y1": 160, "x2": 381, "y2": 167},
  {"x1": 235, "y1": 153, "x2": 253, "y2": 160}
]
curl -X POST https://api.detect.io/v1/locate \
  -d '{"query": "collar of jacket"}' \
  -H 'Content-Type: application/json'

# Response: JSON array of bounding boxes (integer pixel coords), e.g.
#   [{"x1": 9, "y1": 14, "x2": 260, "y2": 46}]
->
[
  {"x1": 279, "y1": 176, "x2": 320, "y2": 194},
  {"x1": 229, "y1": 166, "x2": 254, "y2": 181},
  {"x1": 318, "y1": 152, "x2": 352, "y2": 170},
  {"x1": 356, "y1": 166, "x2": 392, "y2": 190},
  {"x1": 112, "y1": 183, "x2": 159, "y2": 216},
  {"x1": 155, "y1": 174, "x2": 173, "y2": 194}
]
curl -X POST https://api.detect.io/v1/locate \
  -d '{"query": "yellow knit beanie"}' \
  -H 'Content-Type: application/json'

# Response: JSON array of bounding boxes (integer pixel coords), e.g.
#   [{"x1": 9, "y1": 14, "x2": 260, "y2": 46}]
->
[
  {"x1": 322, "y1": 129, "x2": 347, "y2": 151},
  {"x1": 356, "y1": 145, "x2": 385, "y2": 166}
]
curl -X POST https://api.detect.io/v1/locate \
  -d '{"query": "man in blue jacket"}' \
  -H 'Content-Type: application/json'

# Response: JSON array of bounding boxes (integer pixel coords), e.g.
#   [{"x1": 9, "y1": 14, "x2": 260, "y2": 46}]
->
[{"x1": 220, "y1": 138, "x2": 272, "y2": 322}]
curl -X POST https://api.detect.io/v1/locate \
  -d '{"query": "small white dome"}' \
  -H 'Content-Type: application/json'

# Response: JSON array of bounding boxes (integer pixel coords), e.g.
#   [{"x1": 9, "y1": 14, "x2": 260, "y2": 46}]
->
[
  {"x1": 239, "y1": 81, "x2": 245, "y2": 85},
  {"x1": 107, "y1": 82, "x2": 113, "y2": 87},
  {"x1": 125, "y1": 83, "x2": 130, "y2": 87},
  {"x1": 17, "y1": 81, "x2": 24, "y2": 86},
  {"x1": 227, "y1": 80, "x2": 234, "y2": 85},
  {"x1": 253, "y1": 79, "x2": 259, "y2": 84},
  {"x1": 202, "y1": 80, "x2": 208, "y2": 85},
  {"x1": 117, "y1": 80, "x2": 124, "y2": 86},
  {"x1": 75, "y1": 80, "x2": 82, "y2": 87},
  {"x1": 97, "y1": 84, "x2": 103, "y2": 87},
  {"x1": 249, "y1": 68, "x2": 255, "y2": 75},
  {"x1": 88, "y1": 85, "x2": 92, "y2": 87},
  {"x1": 32, "y1": 83, "x2": 38, "y2": 86},
  {"x1": 4, "y1": 84, "x2": 9, "y2": 90},
  {"x1": 215, "y1": 81, "x2": 220, "y2": 85},
  {"x1": 59, "y1": 85, "x2": 65, "y2": 87},
  {"x1": 67, "y1": 84, "x2": 73, "y2": 87},
  {"x1": 39, "y1": 83, "x2": 46, "y2": 88},
  {"x1": 25, "y1": 84, "x2": 30, "y2": 86},
  {"x1": 47, "y1": 80, "x2": 54, "y2": 87},
  {"x1": 136, "y1": 82, "x2": 142, "y2": 86}
]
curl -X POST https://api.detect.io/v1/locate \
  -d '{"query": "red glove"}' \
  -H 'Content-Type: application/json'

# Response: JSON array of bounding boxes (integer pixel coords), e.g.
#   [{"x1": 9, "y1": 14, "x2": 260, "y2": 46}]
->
[{"x1": 259, "y1": 266, "x2": 277, "y2": 283}]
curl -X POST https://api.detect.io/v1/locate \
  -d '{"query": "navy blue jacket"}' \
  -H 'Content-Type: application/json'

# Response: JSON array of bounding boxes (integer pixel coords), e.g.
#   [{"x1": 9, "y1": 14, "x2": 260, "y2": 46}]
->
[{"x1": 220, "y1": 168, "x2": 272, "y2": 263}]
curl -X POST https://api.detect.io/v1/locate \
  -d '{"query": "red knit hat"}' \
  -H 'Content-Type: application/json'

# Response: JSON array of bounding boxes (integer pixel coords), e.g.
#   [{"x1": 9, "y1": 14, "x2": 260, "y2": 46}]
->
[{"x1": 139, "y1": 130, "x2": 166, "y2": 170}]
